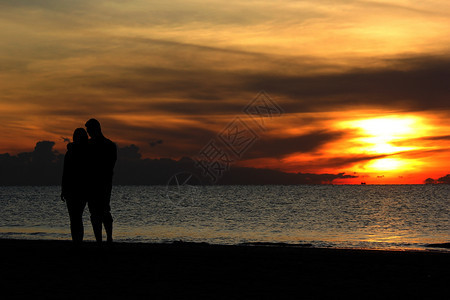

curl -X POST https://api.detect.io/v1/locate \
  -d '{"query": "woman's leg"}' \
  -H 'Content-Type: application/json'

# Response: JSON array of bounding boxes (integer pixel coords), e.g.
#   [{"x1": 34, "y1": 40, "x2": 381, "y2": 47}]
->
[
  {"x1": 76, "y1": 199, "x2": 87, "y2": 242},
  {"x1": 66, "y1": 198, "x2": 86, "y2": 243}
]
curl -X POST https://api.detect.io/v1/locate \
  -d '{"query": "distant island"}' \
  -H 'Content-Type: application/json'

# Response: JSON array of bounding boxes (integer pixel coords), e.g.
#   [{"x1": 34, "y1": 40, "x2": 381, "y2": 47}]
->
[{"x1": 424, "y1": 175, "x2": 450, "y2": 184}]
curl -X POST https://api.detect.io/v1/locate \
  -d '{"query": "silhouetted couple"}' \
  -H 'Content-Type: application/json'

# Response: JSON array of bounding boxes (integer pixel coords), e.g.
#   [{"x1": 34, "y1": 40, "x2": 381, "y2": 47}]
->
[{"x1": 61, "y1": 119, "x2": 117, "y2": 245}]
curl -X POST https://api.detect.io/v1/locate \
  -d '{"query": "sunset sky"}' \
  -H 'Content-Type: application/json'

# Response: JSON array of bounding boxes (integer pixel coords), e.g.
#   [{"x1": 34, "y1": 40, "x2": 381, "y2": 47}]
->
[{"x1": 1, "y1": 0, "x2": 450, "y2": 184}]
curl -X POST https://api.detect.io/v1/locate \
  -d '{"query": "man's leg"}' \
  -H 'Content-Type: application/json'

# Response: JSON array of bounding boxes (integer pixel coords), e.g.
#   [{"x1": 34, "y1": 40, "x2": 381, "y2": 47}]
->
[
  {"x1": 103, "y1": 187, "x2": 113, "y2": 244},
  {"x1": 75, "y1": 199, "x2": 87, "y2": 243},
  {"x1": 103, "y1": 212, "x2": 113, "y2": 243},
  {"x1": 88, "y1": 199, "x2": 103, "y2": 244},
  {"x1": 90, "y1": 215, "x2": 103, "y2": 243}
]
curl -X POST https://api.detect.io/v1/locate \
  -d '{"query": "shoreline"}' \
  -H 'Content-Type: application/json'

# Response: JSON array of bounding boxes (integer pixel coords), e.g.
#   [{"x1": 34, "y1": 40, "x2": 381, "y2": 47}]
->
[
  {"x1": 2, "y1": 235, "x2": 449, "y2": 252},
  {"x1": 2, "y1": 238, "x2": 449, "y2": 298}
]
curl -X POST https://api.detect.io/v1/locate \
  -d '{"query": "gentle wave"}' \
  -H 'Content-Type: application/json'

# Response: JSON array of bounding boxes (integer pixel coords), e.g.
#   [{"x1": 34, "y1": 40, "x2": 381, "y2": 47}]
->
[{"x1": 0, "y1": 185, "x2": 448, "y2": 251}]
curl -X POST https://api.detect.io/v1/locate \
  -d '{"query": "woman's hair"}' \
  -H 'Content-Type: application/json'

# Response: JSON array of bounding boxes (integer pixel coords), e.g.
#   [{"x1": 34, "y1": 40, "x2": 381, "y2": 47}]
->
[{"x1": 73, "y1": 128, "x2": 88, "y2": 144}]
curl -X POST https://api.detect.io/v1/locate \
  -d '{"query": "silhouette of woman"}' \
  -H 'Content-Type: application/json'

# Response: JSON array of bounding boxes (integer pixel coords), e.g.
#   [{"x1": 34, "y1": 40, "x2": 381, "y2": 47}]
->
[{"x1": 61, "y1": 128, "x2": 89, "y2": 244}]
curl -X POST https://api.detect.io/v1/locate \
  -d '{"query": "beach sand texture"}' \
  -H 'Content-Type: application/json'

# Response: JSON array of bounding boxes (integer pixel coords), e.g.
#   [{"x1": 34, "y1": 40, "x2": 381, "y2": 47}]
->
[{"x1": 1, "y1": 239, "x2": 449, "y2": 299}]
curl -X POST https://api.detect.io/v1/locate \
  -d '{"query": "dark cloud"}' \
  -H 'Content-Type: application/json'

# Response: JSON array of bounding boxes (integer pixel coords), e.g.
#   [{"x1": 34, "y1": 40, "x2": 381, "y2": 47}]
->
[
  {"x1": 103, "y1": 120, "x2": 218, "y2": 158},
  {"x1": 113, "y1": 144, "x2": 360, "y2": 185},
  {"x1": 421, "y1": 135, "x2": 450, "y2": 141},
  {"x1": 391, "y1": 136, "x2": 450, "y2": 148},
  {"x1": 0, "y1": 141, "x2": 63, "y2": 185},
  {"x1": 218, "y1": 169, "x2": 356, "y2": 185},
  {"x1": 247, "y1": 130, "x2": 345, "y2": 159},
  {"x1": 83, "y1": 54, "x2": 450, "y2": 117},
  {"x1": 277, "y1": 148, "x2": 450, "y2": 172},
  {"x1": 149, "y1": 140, "x2": 163, "y2": 147},
  {"x1": 314, "y1": 154, "x2": 390, "y2": 169},
  {"x1": 307, "y1": 148, "x2": 450, "y2": 170},
  {"x1": 147, "y1": 100, "x2": 245, "y2": 116},
  {"x1": 0, "y1": 140, "x2": 357, "y2": 185},
  {"x1": 274, "y1": 153, "x2": 390, "y2": 173},
  {"x1": 118, "y1": 144, "x2": 142, "y2": 160},
  {"x1": 393, "y1": 148, "x2": 450, "y2": 159},
  {"x1": 247, "y1": 55, "x2": 450, "y2": 113},
  {"x1": 104, "y1": 116, "x2": 348, "y2": 159}
]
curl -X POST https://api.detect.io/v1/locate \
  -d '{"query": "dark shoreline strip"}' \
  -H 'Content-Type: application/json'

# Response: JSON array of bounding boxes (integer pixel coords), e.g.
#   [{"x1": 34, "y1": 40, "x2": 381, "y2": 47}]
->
[{"x1": 1, "y1": 238, "x2": 449, "y2": 298}]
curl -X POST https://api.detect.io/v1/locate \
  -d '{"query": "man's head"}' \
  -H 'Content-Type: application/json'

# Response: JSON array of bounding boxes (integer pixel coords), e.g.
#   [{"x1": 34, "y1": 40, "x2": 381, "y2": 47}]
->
[{"x1": 85, "y1": 118, "x2": 102, "y2": 138}]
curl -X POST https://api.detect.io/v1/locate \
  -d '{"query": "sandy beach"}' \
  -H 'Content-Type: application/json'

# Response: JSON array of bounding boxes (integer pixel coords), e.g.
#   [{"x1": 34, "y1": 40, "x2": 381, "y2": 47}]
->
[{"x1": 1, "y1": 239, "x2": 449, "y2": 299}]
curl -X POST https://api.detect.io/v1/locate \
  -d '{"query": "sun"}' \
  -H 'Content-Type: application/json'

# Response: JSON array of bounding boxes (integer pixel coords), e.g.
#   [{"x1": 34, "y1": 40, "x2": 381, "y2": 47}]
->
[
  {"x1": 350, "y1": 116, "x2": 421, "y2": 155},
  {"x1": 368, "y1": 158, "x2": 402, "y2": 171},
  {"x1": 353, "y1": 117, "x2": 415, "y2": 137},
  {"x1": 340, "y1": 115, "x2": 429, "y2": 173}
]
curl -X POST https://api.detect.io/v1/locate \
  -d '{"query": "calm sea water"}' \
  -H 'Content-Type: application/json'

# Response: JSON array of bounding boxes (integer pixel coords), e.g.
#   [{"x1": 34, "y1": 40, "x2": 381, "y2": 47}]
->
[{"x1": 0, "y1": 185, "x2": 448, "y2": 251}]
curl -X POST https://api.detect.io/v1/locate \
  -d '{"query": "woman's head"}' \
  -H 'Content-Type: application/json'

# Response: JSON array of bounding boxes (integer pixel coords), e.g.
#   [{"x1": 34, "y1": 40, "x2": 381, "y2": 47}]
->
[{"x1": 73, "y1": 128, "x2": 88, "y2": 144}]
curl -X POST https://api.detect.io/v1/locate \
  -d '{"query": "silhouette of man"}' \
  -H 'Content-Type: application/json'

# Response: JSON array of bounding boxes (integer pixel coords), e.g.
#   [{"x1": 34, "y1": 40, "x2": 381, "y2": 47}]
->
[{"x1": 85, "y1": 119, "x2": 117, "y2": 244}]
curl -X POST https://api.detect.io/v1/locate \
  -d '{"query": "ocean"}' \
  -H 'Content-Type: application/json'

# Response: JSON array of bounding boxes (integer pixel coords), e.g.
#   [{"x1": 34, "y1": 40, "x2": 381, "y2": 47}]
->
[{"x1": 0, "y1": 185, "x2": 448, "y2": 251}]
